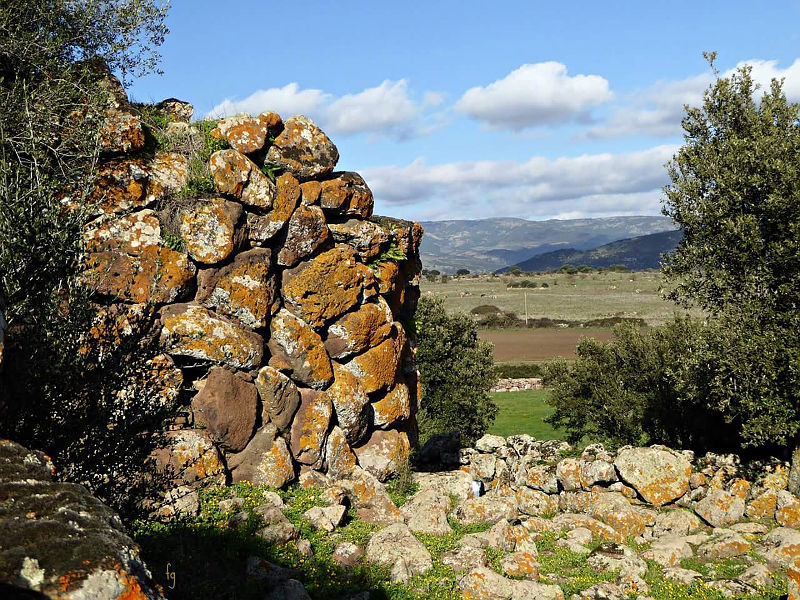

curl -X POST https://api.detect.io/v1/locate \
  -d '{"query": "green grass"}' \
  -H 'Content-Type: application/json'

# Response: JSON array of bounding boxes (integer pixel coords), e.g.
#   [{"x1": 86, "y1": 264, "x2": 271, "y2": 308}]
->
[{"x1": 487, "y1": 389, "x2": 567, "y2": 440}]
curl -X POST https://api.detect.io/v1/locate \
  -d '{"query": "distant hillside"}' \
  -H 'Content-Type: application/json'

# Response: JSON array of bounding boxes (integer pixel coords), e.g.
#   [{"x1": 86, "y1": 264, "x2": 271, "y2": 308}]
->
[
  {"x1": 420, "y1": 216, "x2": 677, "y2": 273},
  {"x1": 497, "y1": 229, "x2": 683, "y2": 273}
]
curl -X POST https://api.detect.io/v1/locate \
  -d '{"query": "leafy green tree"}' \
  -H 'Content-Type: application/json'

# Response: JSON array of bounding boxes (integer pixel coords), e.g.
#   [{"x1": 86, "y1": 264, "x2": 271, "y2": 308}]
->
[
  {"x1": 0, "y1": 0, "x2": 171, "y2": 516},
  {"x1": 456, "y1": 268, "x2": 470, "y2": 276},
  {"x1": 414, "y1": 297, "x2": 498, "y2": 445},
  {"x1": 662, "y1": 54, "x2": 800, "y2": 460}
]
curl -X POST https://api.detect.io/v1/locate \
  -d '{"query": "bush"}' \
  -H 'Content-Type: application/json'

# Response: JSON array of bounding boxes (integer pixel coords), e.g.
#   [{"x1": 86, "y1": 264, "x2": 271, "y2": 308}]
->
[
  {"x1": 414, "y1": 297, "x2": 498, "y2": 446},
  {"x1": 470, "y1": 304, "x2": 502, "y2": 315},
  {"x1": 544, "y1": 317, "x2": 741, "y2": 452}
]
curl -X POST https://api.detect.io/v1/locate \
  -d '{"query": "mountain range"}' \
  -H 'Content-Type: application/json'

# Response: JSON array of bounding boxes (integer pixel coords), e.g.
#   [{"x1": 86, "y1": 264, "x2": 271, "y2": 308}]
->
[{"x1": 419, "y1": 216, "x2": 679, "y2": 273}]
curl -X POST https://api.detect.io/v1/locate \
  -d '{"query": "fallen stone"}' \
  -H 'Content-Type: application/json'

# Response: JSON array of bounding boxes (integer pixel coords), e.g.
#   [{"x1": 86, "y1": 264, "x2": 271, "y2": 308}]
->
[
  {"x1": 304, "y1": 504, "x2": 347, "y2": 532},
  {"x1": 614, "y1": 446, "x2": 691, "y2": 506},
  {"x1": 697, "y1": 528, "x2": 750, "y2": 559},
  {"x1": 337, "y1": 467, "x2": 404, "y2": 524},
  {"x1": 662, "y1": 567, "x2": 703, "y2": 585},
  {"x1": 402, "y1": 488, "x2": 452, "y2": 535},
  {"x1": 501, "y1": 551, "x2": 539, "y2": 580},
  {"x1": 352, "y1": 428, "x2": 411, "y2": 482},
  {"x1": 454, "y1": 495, "x2": 517, "y2": 525},
  {"x1": 441, "y1": 545, "x2": 488, "y2": 573},
  {"x1": 332, "y1": 542, "x2": 364, "y2": 569},
  {"x1": 365, "y1": 523, "x2": 432, "y2": 583}
]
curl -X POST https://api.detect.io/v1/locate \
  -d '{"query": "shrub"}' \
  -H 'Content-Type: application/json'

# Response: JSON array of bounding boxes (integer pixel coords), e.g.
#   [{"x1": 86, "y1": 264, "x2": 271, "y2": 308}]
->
[
  {"x1": 544, "y1": 317, "x2": 741, "y2": 452},
  {"x1": 414, "y1": 297, "x2": 498, "y2": 446},
  {"x1": 494, "y1": 362, "x2": 544, "y2": 379},
  {"x1": 470, "y1": 304, "x2": 502, "y2": 315}
]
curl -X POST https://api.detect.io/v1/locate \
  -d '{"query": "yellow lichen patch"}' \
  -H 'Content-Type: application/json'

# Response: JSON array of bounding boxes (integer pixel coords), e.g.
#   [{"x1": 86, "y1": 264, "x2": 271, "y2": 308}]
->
[
  {"x1": 325, "y1": 299, "x2": 393, "y2": 359},
  {"x1": 209, "y1": 148, "x2": 252, "y2": 198},
  {"x1": 290, "y1": 390, "x2": 332, "y2": 466},
  {"x1": 180, "y1": 198, "x2": 239, "y2": 265},
  {"x1": 778, "y1": 500, "x2": 800, "y2": 528},
  {"x1": 730, "y1": 479, "x2": 751, "y2": 500},
  {"x1": 88, "y1": 158, "x2": 149, "y2": 216},
  {"x1": 258, "y1": 437, "x2": 295, "y2": 488},
  {"x1": 746, "y1": 489, "x2": 779, "y2": 519},
  {"x1": 268, "y1": 309, "x2": 333, "y2": 388},
  {"x1": 281, "y1": 245, "x2": 365, "y2": 328},
  {"x1": 374, "y1": 260, "x2": 400, "y2": 296},
  {"x1": 502, "y1": 552, "x2": 539, "y2": 579},
  {"x1": 342, "y1": 324, "x2": 406, "y2": 394},
  {"x1": 372, "y1": 381, "x2": 411, "y2": 428}
]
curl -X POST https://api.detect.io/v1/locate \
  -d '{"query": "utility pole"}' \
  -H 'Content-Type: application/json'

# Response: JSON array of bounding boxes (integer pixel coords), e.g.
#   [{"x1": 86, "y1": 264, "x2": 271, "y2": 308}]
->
[{"x1": 524, "y1": 291, "x2": 528, "y2": 326}]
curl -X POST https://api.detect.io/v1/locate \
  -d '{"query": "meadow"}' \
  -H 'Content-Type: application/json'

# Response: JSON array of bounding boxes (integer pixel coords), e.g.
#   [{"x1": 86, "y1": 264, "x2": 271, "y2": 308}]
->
[{"x1": 486, "y1": 390, "x2": 566, "y2": 440}]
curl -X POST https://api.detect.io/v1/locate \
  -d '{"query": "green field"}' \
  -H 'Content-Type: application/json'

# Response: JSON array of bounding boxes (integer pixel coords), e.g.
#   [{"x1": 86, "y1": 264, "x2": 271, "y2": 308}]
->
[
  {"x1": 420, "y1": 270, "x2": 699, "y2": 327},
  {"x1": 487, "y1": 389, "x2": 568, "y2": 440}
]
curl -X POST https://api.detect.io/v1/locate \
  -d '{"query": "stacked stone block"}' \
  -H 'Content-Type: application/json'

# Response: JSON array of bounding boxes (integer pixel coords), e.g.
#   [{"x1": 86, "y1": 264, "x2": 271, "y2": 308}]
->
[{"x1": 82, "y1": 78, "x2": 423, "y2": 505}]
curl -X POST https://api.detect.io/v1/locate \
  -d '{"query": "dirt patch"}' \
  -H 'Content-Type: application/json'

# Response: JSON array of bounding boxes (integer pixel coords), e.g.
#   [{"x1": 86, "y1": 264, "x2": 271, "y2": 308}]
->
[{"x1": 479, "y1": 328, "x2": 616, "y2": 361}]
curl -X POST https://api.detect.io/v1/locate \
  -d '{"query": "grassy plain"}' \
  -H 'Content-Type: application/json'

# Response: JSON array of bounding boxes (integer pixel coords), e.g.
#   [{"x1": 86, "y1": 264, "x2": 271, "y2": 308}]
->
[
  {"x1": 419, "y1": 270, "x2": 690, "y2": 327},
  {"x1": 487, "y1": 389, "x2": 567, "y2": 439}
]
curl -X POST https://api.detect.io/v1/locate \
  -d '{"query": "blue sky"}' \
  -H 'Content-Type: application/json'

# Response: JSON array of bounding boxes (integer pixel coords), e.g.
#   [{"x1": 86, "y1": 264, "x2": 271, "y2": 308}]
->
[{"x1": 128, "y1": 1, "x2": 800, "y2": 221}]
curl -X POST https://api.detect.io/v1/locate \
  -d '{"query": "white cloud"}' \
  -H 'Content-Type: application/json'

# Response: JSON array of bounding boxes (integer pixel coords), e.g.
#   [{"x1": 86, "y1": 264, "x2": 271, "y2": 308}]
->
[
  {"x1": 207, "y1": 83, "x2": 329, "y2": 120},
  {"x1": 362, "y1": 145, "x2": 677, "y2": 220},
  {"x1": 587, "y1": 58, "x2": 800, "y2": 139},
  {"x1": 207, "y1": 79, "x2": 445, "y2": 140},
  {"x1": 456, "y1": 62, "x2": 613, "y2": 130},
  {"x1": 322, "y1": 80, "x2": 420, "y2": 138}
]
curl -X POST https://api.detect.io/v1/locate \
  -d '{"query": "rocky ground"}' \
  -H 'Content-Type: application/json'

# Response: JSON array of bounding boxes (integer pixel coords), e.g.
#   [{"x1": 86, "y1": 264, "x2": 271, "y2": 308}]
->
[{"x1": 130, "y1": 435, "x2": 800, "y2": 600}]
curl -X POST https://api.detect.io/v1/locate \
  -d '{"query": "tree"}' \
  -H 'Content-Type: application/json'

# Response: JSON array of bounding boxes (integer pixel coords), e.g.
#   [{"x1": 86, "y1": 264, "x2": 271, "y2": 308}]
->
[
  {"x1": 456, "y1": 268, "x2": 470, "y2": 277},
  {"x1": 662, "y1": 54, "x2": 800, "y2": 461},
  {"x1": 414, "y1": 297, "x2": 498, "y2": 445},
  {"x1": 0, "y1": 0, "x2": 171, "y2": 516}
]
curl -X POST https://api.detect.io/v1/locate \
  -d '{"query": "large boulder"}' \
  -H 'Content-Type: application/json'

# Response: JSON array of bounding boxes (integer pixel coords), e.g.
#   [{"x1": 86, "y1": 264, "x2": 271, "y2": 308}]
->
[
  {"x1": 352, "y1": 428, "x2": 411, "y2": 482},
  {"x1": 267, "y1": 309, "x2": 333, "y2": 389},
  {"x1": 196, "y1": 248, "x2": 279, "y2": 329},
  {"x1": 613, "y1": 446, "x2": 691, "y2": 506},
  {"x1": 340, "y1": 323, "x2": 406, "y2": 394},
  {"x1": 191, "y1": 367, "x2": 258, "y2": 452},
  {"x1": 695, "y1": 488, "x2": 746, "y2": 528},
  {"x1": 318, "y1": 172, "x2": 374, "y2": 218},
  {"x1": 0, "y1": 440, "x2": 165, "y2": 599},
  {"x1": 227, "y1": 425, "x2": 296, "y2": 488},
  {"x1": 179, "y1": 198, "x2": 243, "y2": 265},
  {"x1": 281, "y1": 246, "x2": 366, "y2": 328},
  {"x1": 255, "y1": 366, "x2": 301, "y2": 431},
  {"x1": 266, "y1": 116, "x2": 339, "y2": 180},
  {"x1": 365, "y1": 523, "x2": 432, "y2": 583},
  {"x1": 211, "y1": 111, "x2": 281, "y2": 154},
  {"x1": 210, "y1": 148, "x2": 275, "y2": 209},
  {"x1": 289, "y1": 389, "x2": 332, "y2": 467},
  {"x1": 160, "y1": 304, "x2": 264, "y2": 369}
]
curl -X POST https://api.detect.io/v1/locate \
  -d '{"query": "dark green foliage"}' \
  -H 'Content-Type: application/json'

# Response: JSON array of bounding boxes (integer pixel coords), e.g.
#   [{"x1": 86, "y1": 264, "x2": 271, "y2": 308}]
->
[
  {"x1": 662, "y1": 55, "x2": 800, "y2": 451},
  {"x1": 455, "y1": 268, "x2": 470, "y2": 276},
  {"x1": 0, "y1": 0, "x2": 172, "y2": 516},
  {"x1": 493, "y1": 362, "x2": 544, "y2": 379},
  {"x1": 470, "y1": 304, "x2": 502, "y2": 315},
  {"x1": 414, "y1": 297, "x2": 498, "y2": 445},
  {"x1": 544, "y1": 318, "x2": 741, "y2": 452}
]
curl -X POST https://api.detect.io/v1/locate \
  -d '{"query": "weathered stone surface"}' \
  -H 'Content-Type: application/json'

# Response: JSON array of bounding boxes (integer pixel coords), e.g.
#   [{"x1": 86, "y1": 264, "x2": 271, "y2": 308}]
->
[
  {"x1": 153, "y1": 429, "x2": 226, "y2": 486},
  {"x1": 264, "y1": 579, "x2": 311, "y2": 600},
  {"x1": 337, "y1": 466, "x2": 404, "y2": 524},
  {"x1": 289, "y1": 389, "x2": 332, "y2": 466},
  {"x1": 318, "y1": 172, "x2": 374, "y2": 217},
  {"x1": 353, "y1": 428, "x2": 410, "y2": 482},
  {"x1": 614, "y1": 446, "x2": 691, "y2": 506},
  {"x1": 789, "y1": 555, "x2": 800, "y2": 600},
  {"x1": 266, "y1": 115, "x2": 339, "y2": 180},
  {"x1": 413, "y1": 469, "x2": 474, "y2": 501},
  {"x1": 227, "y1": 425, "x2": 296, "y2": 488},
  {"x1": 695, "y1": 488, "x2": 745, "y2": 528},
  {"x1": 255, "y1": 366, "x2": 301, "y2": 431},
  {"x1": 365, "y1": 523, "x2": 432, "y2": 583},
  {"x1": 583, "y1": 460, "x2": 618, "y2": 488},
  {"x1": 325, "y1": 299, "x2": 394, "y2": 360},
  {"x1": 586, "y1": 544, "x2": 647, "y2": 581},
  {"x1": 332, "y1": 542, "x2": 364, "y2": 569},
  {"x1": 475, "y1": 434, "x2": 507, "y2": 453},
  {"x1": 147, "y1": 152, "x2": 191, "y2": 201},
  {"x1": 84, "y1": 210, "x2": 195, "y2": 304},
  {"x1": 323, "y1": 364, "x2": 371, "y2": 444},
  {"x1": 281, "y1": 245, "x2": 365, "y2": 328},
  {"x1": 329, "y1": 219, "x2": 390, "y2": 261},
  {"x1": 697, "y1": 528, "x2": 750, "y2": 559},
  {"x1": 372, "y1": 381, "x2": 412, "y2": 428},
  {"x1": 211, "y1": 111, "x2": 281, "y2": 154},
  {"x1": 556, "y1": 458, "x2": 586, "y2": 492},
  {"x1": 550, "y1": 514, "x2": 624, "y2": 543},
  {"x1": 304, "y1": 504, "x2": 347, "y2": 533},
  {"x1": 641, "y1": 536, "x2": 695, "y2": 567},
  {"x1": 402, "y1": 488, "x2": 452, "y2": 536},
  {"x1": 161, "y1": 304, "x2": 264, "y2": 369},
  {"x1": 247, "y1": 172, "x2": 301, "y2": 243},
  {"x1": 0, "y1": 440, "x2": 165, "y2": 600},
  {"x1": 441, "y1": 546, "x2": 488, "y2": 573},
  {"x1": 156, "y1": 98, "x2": 194, "y2": 122},
  {"x1": 100, "y1": 108, "x2": 145, "y2": 153},
  {"x1": 514, "y1": 487, "x2": 559, "y2": 516},
  {"x1": 471, "y1": 454, "x2": 497, "y2": 481},
  {"x1": 662, "y1": 567, "x2": 703, "y2": 585},
  {"x1": 520, "y1": 465, "x2": 559, "y2": 494},
  {"x1": 653, "y1": 509, "x2": 702, "y2": 537},
  {"x1": 776, "y1": 490, "x2": 800, "y2": 528},
  {"x1": 179, "y1": 198, "x2": 243, "y2": 265},
  {"x1": 454, "y1": 496, "x2": 517, "y2": 525},
  {"x1": 588, "y1": 493, "x2": 654, "y2": 538},
  {"x1": 761, "y1": 527, "x2": 800, "y2": 568},
  {"x1": 277, "y1": 204, "x2": 332, "y2": 267},
  {"x1": 268, "y1": 309, "x2": 333, "y2": 389},
  {"x1": 196, "y1": 248, "x2": 278, "y2": 328},
  {"x1": 341, "y1": 323, "x2": 406, "y2": 394},
  {"x1": 191, "y1": 367, "x2": 257, "y2": 452},
  {"x1": 255, "y1": 504, "x2": 298, "y2": 545},
  {"x1": 746, "y1": 489, "x2": 779, "y2": 520},
  {"x1": 210, "y1": 148, "x2": 275, "y2": 209},
  {"x1": 459, "y1": 567, "x2": 564, "y2": 600},
  {"x1": 501, "y1": 552, "x2": 539, "y2": 580},
  {"x1": 324, "y1": 426, "x2": 358, "y2": 479}
]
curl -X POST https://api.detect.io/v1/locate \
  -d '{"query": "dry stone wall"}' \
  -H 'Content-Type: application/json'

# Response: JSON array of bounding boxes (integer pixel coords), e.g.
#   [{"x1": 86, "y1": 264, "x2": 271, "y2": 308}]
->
[{"x1": 82, "y1": 74, "x2": 423, "y2": 512}]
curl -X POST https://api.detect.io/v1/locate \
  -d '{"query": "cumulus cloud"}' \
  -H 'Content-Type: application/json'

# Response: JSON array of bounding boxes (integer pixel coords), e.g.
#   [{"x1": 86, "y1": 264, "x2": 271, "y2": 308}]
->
[
  {"x1": 321, "y1": 80, "x2": 420, "y2": 138},
  {"x1": 362, "y1": 145, "x2": 677, "y2": 220},
  {"x1": 207, "y1": 79, "x2": 443, "y2": 140},
  {"x1": 587, "y1": 58, "x2": 800, "y2": 139},
  {"x1": 456, "y1": 62, "x2": 613, "y2": 130},
  {"x1": 207, "y1": 83, "x2": 329, "y2": 120}
]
